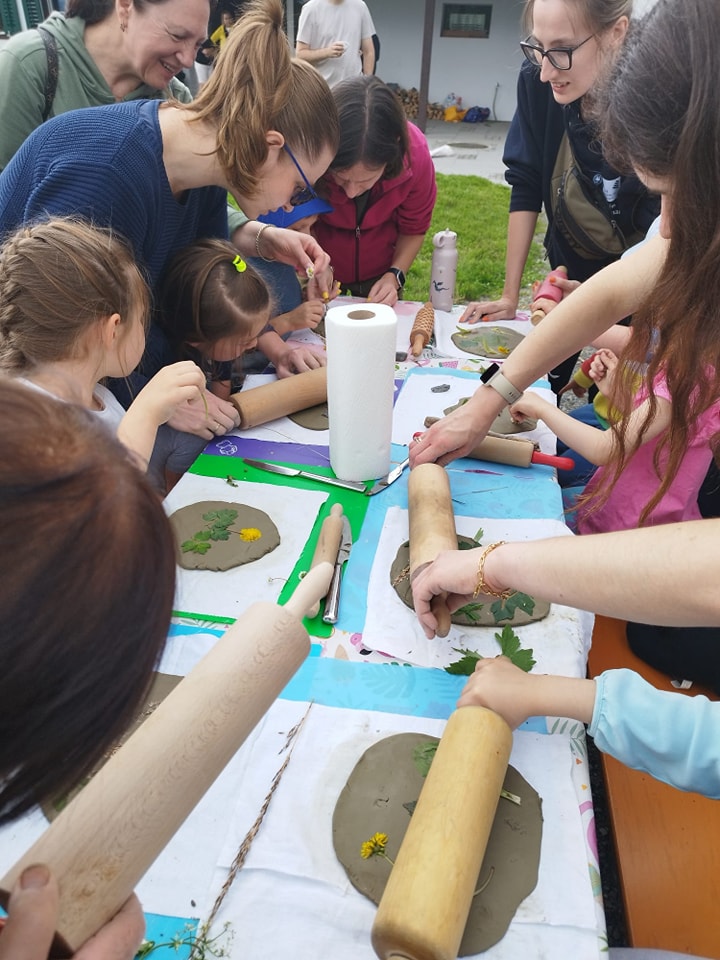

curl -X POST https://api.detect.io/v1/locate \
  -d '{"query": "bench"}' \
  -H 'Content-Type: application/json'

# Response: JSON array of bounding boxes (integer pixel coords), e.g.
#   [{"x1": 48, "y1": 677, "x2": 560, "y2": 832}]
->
[{"x1": 587, "y1": 616, "x2": 720, "y2": 957}]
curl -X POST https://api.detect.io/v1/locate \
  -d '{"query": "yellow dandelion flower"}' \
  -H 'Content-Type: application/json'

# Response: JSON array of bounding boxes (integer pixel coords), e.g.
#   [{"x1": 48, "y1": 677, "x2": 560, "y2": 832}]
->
[
  {"x1": 497, "y1": 345, "x2": 511, "y2": 355},
  {"x1": 238, "y1": 528, "x2": 262, "y2": 542},
  {"x1": 360, "y1": 832, "x2": 391, "y2": 861},
  {"x1": 360, "y1": 841, "x2": 375, "y2": 860}
]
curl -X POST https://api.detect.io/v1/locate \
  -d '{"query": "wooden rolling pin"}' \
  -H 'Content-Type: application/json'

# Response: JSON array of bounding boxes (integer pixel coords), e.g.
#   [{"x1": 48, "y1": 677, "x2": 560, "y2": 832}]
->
[
  {"x1": 0, "y1": 563, "x2": 334, "y2": 955},
  {"x1": 423, "y1": 418, "x2": 575, "y2": 470},
  {"x1": 230, "y1": 366, "x2": 327, "y2": 429},
  {"x1": 408, "y1": 463, "x2": 456, "y2": 638},
  {"x1": 307, "y1": 503, "x2": 344, "y2": 617},
  {"x1": 372, "y1": 706, "x2": 513, "y2": 960},
  {"x1": 410, "y1": 302, "x2": 436, "y2": 357}
]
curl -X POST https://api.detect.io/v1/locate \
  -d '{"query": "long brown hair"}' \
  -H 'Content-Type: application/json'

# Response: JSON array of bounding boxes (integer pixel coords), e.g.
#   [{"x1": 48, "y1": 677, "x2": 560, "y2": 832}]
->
[
  {"x1": 592, "y1": 0, "x2": 720, "y2": 524},
  {"x1": 185, "y1": 0, "x2": 339, "y2": 196},
  {"x1": 0, "y1": 380, "x2": 175, "y2": 823}
]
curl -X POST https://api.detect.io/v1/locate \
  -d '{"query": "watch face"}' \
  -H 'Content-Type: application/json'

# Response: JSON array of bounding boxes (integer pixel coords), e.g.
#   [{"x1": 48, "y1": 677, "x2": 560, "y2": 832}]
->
[{"x1": 480, "y1": 363, "x2": 500, "y2": 382}]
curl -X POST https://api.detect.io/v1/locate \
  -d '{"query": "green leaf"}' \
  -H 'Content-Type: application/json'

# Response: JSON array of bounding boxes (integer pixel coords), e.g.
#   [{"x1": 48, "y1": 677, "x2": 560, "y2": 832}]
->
[
  {"x1": 412, "y1": 741, "x2": 438, "y2": 777},
  {"x1": 194, "y1": 541, "x2": 211, "y2": 554},
  {"x1": 495, "y1": 624, "x2": 536, "y2": 672},
  {"x1": 202, "y1": 511, "x2": 219, "y2": 521},
  {"x1": 490, "y1": 591, "x2": 536, "y2": 622},
  {"x1": 181, "y1": 540, "x2": 196, "y2": 553},
  {"x1": 216, "y1": 509, "x2": 238, "y2": 524},
  {"x1": 474, "y1": 526, "x2": 485, "y2": 542},
  {"x1": 454, "y1": 602, "x2": 484, "y2": 622},
  {"x1": 194, "y1": 530, "x2": 212, "y2": 541},
  {"x1": 210, "y1": 530, "x2": 230, "y2": 541},
  {"x1": 444, "y1": 647, "x2": 483, "y2": 676}
]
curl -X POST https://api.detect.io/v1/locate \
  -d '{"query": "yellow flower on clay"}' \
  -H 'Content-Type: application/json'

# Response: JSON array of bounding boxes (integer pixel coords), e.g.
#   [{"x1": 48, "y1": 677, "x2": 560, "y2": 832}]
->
[
  {"x1": 360, "y1": 832, "x2": 390, "y2": 860},
  {"x1": 238, "y1": 528, "x2": 262, "y2": 542}
]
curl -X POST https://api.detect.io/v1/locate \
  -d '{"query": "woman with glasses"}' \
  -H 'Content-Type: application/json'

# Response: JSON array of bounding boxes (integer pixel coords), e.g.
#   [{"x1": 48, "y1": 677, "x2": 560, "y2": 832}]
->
[
  {"x1": 462, "y1": 0, "x2": 658, "y2": 393},
  {"x1": 0, "y1": 0, "x2": 338, "y2": 431},
  {"x1": 313, "y1": 74, "x2": 437, "y2": 307}
]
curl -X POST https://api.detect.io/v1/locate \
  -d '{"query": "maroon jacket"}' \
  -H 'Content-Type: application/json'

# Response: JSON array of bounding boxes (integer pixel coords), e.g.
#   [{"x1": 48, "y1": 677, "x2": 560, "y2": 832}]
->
[{"x1": 314, "y1": 122, "x2": 437, "y2": 285}]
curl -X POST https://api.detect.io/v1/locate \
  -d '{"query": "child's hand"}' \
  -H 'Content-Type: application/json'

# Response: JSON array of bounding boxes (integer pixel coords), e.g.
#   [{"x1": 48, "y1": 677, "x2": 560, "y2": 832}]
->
[
  {"x1": 278, "y1": 301, "x2": 326, "y2": 333},
  {"x1": 457, "y1": 656, "x2": 537, "y2": 729},
  {"x1": 589, "y1": 349, "x2": 619, "y2": 399},
  {"x1": 274, "y1": 345, "x2": 327, "y2": 379},
  {"x1": 136, "y1": 362, "x2": 207, "y2": 427},
  {"x1": 558, "y1": 379, "x2": 587, "y2": 399},
  {"x1": 509, "y1": 392, "x2": 549, "y2": 424}
]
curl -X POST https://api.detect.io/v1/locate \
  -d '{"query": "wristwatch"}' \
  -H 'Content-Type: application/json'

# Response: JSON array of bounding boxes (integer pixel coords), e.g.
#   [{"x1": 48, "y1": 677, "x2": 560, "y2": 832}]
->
[
  {"x1": 387, "y1": 267, "x2": 406, "y2": 290},
  {"x1": 480, "y1": 362, "x2": 523, "y2": 405}
]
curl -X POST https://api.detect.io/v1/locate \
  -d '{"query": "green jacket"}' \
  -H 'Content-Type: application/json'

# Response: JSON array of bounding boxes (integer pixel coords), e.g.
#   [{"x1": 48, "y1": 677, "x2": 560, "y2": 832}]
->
[{"x1": 0, "y1": 11, "x2": 192, "y2": 172}]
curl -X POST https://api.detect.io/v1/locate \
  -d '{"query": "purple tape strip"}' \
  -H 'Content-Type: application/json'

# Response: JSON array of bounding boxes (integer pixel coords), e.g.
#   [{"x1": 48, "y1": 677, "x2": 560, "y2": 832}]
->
[{"x1": 204, "y1": 435, "x2": 330, "y2": 467}]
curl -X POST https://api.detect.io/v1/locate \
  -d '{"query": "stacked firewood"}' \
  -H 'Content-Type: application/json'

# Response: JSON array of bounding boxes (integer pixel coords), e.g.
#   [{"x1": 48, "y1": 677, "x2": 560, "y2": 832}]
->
[{"x1": 393, "y1": 87, "x2": 445, "y2": 121}]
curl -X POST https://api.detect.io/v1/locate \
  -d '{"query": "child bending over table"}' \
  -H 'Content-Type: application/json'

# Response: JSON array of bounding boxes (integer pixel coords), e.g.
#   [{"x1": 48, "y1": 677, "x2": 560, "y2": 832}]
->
[
  {"x1": 242, "y1": 195, "x2": 335, "y2": 376},
  {"x1": 156, "y1": 237, "x2": 273, "y2": 398},
  {"x1": 0, "y1": 217, "x2": 216, "y2": 494},
  {"x1": 509, "y1": 347, "x2": 720, "y2": 535}
]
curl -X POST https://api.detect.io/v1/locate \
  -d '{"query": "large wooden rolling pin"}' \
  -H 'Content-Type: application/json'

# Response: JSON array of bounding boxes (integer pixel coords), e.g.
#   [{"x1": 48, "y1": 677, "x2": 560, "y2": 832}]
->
[
  {"x1": 306, "y1": 503, "x2": 345, "y2": 617},
  {"x1": 423, "y1": 418, "x2": 575, "y2": 470},
  {"x1": 408, "y1": 463, "x2": 456, "y2": 638},
  {"x1": 230, "y1": 366, "x2": 327, "y2": 429},
  {"x1": 0, "y1": 563, "x2": 334, "y2": 955},
  {"x1": 372, "y1": 706, "x2": 513, "y2": 960}
]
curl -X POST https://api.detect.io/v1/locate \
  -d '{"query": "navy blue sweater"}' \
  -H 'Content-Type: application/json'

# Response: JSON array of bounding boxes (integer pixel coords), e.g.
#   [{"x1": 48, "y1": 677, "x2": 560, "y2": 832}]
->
[
  {"x1": 0, "y1": 100, "x2": 228, "y2": 287},
  {"x1": 503, "y1": 60, "x2": 659, "y2": 282}
]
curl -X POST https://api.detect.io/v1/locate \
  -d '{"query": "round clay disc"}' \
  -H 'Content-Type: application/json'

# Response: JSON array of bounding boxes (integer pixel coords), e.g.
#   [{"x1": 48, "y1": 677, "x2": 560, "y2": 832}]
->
[
  {"x1": 332, "y1": 732, "x2": 542, "y2": 955},
  {"x1": 288, "y1": 402, "x2": 329, "y2": 431},
  {"x1": 169, "y1": 500, "x2": 280, "y2": 571},
  {"x1": 451, "y1": 326, "x2": 525, "y2": 358},
  {"x1": 390, "y1": 538, "x2": 550, "y2": 626}
]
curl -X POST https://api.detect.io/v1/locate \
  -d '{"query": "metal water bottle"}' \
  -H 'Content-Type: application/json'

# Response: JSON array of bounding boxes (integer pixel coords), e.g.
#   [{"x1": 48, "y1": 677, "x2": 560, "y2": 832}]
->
[{"x1": 430, "y1": 229, "x2": 458, "y2": 312}]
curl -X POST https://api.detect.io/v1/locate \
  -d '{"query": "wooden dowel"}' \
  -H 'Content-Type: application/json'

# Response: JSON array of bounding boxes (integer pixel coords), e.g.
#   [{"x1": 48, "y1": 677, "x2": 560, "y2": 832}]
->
[{"x1": 230, "y1": 367, "x2": 327, "y2": 429}]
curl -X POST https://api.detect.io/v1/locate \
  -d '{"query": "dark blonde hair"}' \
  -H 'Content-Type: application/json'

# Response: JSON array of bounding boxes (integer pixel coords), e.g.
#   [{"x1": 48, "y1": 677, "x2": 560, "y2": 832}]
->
[
  {"x1": 0, "y1": 379, "x2": 175, "y2": 823},
  {"x1": 0, "y1": 218, "x2": 150, "y2": 374},
  {"x1": 157, "y1": 238, "x2": 270, "y2": 350},
  {"x1": 522, "y1": 0, "x2": 633, "y2": 35},
  {"x1": 186, "y1": 0, "x2": 339, "y2": 196}
]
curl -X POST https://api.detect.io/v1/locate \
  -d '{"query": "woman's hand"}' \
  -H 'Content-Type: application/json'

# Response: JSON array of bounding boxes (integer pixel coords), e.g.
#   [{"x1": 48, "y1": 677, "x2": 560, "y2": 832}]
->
[
  {"x1": 367, "y1": 273, "x2": 400, "y2": 307},
  {"x1": 254, "y1": 225, "x2": 331, "y2": 280},
  {"x1": 166, "y1": 384, "x2": 240, "y2": 439},
  {"x1": 0, "y1": 865, "x2": 145, "y2": 960},
  {"x1": 460, "y1": 296, "x2": 518, "y2": 324},
  {"x1": 409, "y1": 387, "x2": 504, "y2": 468}
]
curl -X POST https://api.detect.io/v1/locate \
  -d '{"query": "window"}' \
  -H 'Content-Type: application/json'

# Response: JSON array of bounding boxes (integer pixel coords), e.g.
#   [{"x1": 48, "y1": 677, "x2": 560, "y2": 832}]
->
[{"x1": 441, "y1": 3, "x2": 492, "y2": 39}]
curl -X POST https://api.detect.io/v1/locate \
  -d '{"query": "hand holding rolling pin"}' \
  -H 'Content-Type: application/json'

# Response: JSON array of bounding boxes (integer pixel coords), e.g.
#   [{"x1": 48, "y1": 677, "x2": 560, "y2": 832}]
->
[{"x1": 0, "y1": 873, "x2": 144, "y2": 960}]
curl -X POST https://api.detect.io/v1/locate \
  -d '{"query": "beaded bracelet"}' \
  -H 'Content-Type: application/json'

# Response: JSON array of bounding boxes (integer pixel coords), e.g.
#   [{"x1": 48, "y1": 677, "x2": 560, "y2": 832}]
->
[
  {"x1": 255, "y1": 223, "x2": 275, "y2": 263},
  {"x1": 472, "y1": 541, "x2": 515, "y2": 600}
]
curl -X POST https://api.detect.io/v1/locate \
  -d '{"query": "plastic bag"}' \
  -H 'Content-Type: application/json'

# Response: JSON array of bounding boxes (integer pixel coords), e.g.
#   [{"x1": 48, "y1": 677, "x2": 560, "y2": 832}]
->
[{"x1": 462, "y1": 106, "x2": 491, "y2": 123}]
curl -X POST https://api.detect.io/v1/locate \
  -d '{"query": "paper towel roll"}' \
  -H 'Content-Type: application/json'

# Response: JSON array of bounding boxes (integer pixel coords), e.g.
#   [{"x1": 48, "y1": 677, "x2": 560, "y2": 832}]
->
[{"x1": 326, "y1": 303, "x2": 397, "y2": 481}]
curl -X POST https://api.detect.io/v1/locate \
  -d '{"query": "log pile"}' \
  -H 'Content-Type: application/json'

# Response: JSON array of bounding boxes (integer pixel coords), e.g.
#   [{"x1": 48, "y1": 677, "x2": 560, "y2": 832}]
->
[{"x1": 393, "y1": 87, "x2": 445, "y2": 121}]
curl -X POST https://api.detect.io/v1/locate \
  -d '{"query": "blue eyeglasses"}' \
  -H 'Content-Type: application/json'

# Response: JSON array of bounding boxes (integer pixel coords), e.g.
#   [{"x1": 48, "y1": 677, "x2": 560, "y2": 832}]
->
[
  {"x1": 284, "y1": 144, "x2": 318, "y2": 207},
  {"x1": 520, "y1": 33, "x2": 594, "y2": 71}
]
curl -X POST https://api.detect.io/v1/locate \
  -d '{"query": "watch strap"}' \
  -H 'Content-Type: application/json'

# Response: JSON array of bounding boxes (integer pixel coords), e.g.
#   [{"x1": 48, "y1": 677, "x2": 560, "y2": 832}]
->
[
  {"x1": 387, "y1": 267, "x2": 405, "y2": 289},
  {"x1": 480, "y1": 363, "x2": 523, "y2": 405}
]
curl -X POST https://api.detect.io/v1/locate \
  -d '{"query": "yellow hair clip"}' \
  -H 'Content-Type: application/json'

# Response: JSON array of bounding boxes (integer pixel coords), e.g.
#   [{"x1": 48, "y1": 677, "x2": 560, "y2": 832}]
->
[{"x1": 232, "y1": 255, "x2": 247, "y2": 273}]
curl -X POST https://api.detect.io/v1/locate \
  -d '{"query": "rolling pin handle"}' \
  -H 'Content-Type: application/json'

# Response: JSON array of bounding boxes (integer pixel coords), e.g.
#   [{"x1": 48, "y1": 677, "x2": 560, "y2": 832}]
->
[{"x1": 531, "y1": 451, "x2": 576, "y2": 470}]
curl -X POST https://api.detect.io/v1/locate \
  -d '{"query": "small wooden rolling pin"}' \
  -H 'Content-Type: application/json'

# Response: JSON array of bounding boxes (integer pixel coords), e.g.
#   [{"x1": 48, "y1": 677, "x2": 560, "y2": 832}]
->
[
  {"x1": 372, "y1": 706, "x2": 513, "y2": 960},
  {"x1": 230, "y1": 366, "x2": 327, "y2": 429},
  {"x1": 0, "y1": 563, "x2": 334, "y2": 956},
  {"x1": 408, "y1": 463, "x2": 456, "y2": 638},
  {"x1": 409, "y1": 302, "x2": 436, "y2": 357},
  {"x1": 423, "y1": 418, "x2": 575, "y2": 470}
]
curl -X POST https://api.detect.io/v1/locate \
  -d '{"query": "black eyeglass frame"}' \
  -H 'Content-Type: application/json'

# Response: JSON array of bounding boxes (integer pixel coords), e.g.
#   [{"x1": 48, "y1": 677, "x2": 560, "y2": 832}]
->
[
  {"x1": 284, "y1": 143, "x2": 319, "y2": 208},
  {"x1": 519, "y1": 33, "x2": 594, "y2": 71}
]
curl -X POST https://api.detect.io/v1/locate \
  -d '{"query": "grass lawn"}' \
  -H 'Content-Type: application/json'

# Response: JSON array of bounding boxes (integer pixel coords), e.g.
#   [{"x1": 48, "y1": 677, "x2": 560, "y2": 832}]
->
[{"x1": 403, "y1": 173, "x2": 547, "y2": 307}]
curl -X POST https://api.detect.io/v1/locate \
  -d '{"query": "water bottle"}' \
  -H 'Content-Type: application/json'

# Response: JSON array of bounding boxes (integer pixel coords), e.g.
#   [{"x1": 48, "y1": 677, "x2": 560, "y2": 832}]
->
[{"x1": 430, "y1": 229, "x2": 458, "y2": 312}]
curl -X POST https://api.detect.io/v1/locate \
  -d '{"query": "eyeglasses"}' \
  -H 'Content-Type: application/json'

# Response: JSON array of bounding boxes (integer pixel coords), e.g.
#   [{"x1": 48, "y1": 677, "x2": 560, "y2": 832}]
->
[
  {"x1": 284, "y1": 144, "x2": 318, "y2": 207},
  {"x1": 520, "y1": 34, "x2": 594, "y2": 71}
]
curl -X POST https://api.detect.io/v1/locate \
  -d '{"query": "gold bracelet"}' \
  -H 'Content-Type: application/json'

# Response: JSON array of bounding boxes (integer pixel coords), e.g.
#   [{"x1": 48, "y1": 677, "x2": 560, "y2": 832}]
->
[
  {"x1": 472, "y1": 541, "x2": 515, "y2": 600},
  {"x1": 255, "y1": 223, "x2": 274, "y2": 262}
]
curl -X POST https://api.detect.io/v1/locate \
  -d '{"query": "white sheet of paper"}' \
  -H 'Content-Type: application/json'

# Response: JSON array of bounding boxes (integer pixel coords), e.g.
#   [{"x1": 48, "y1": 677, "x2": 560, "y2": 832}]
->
[
  {"x1": 391, "y1": 370, "x2": 557, "y2": 455},
  {"x1": 164, "y1": 473, "x2": 328, "y2": 618},
  {"x1": 362, "y1": 511, "x2": 593, "y2": 676},
  {"x1": 433, "y1": 307, "x2": 534, "y2": 359}
]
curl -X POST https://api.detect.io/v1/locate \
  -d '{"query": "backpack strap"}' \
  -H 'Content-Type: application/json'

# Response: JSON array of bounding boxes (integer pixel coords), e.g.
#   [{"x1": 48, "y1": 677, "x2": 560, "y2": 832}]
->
[{"x1": 36, "y1": 26, "x2": 59, "y2": 123}]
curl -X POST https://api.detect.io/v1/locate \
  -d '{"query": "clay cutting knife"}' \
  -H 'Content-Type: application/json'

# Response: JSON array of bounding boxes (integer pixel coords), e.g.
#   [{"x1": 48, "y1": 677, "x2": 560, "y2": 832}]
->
[
  {"x1": 243, "y1": 458, "x2": 369, "y2": 494},
  {"x1": 322, "y1": 516, "x2": 352, "y2": 624}
]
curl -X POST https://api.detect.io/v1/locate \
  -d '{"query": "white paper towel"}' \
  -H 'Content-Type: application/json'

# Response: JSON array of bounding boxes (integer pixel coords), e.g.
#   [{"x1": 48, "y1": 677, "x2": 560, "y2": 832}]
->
[{"x1": 326, "y1": 302, "x2": 397, "y2": 481}]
